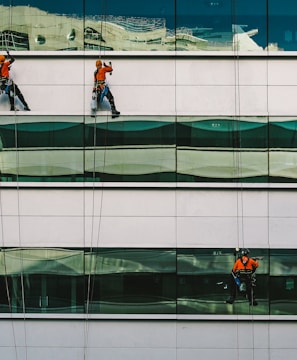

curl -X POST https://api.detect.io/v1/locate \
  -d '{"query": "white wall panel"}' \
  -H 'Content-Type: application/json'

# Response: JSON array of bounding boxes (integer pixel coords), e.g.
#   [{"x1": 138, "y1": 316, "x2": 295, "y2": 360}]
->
[
  {"x1": 114, "y1": 59, "x2": 176, "y2": 86},
  {"x1": 11, "y1": 58, "x2": 86, "y2": 85},
  {"x1": 118, "y1": 85, "x2": 176, "y2": 114},
  {"x1": 18, "y1": 189, "x2": 85, "y2": 216},
  {"x1": 268, "y1": 60, "x2": 297, "y2": 85},
  {"x1": 176, "y1": 85, "x2": 235, "y2": 115},
  {"x1": 0, "y1": 188, "x2": 296, "y2": 248},
  {"x1": 95, "y1": 190, "x2": 176, "y2": 217},
  {"x1": 270, "y1": 350, "x2": 297, "y2": 360},
  {"x1": 176, "y1": 59, "x2": 236, "y2": 85},
  {"x1": 177, "y1": 217, "x2": 239, "y2": 247},
  {"x1": 16, "y1": 216, "x2": 84, "y2": 247},
  {"x1": 238, "y1": 86, "x2": 268, "y2": 114},
  {"x1": 176, "y1": 190, "x2": 269, "y2": 217},
  {"x1": 1, "y1": 319, "x2": 297, "y2": 360},
  {"x1": 0, "y1": 216, "x2": 22, "y2": 246},
  {"x1": 237, "y1": 60, "x2": 268, "y2": 85},
  {"x1": 269, "y1": 191, "x2": 297, "y2": 216},
  {"x1": 268, "y1": 86, "x2": 297, "y2": 115},
  {"x1": 1, "y1": 56, "x2": 297, "y2": 115},
  {"x1": 268, "y1": 218, "x2": 297, "y2": 247},
  {"x1": 85, "y1": 216, "x2": 177, "y2": 247},
  {"x1": 27, "y1": 348, "x2": 84, "y2": 360}
]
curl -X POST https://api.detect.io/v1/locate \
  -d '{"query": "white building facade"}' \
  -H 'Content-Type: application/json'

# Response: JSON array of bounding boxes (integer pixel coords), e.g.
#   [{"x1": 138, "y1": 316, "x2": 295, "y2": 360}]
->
[{"x1": 1, "y1": 1, "x2": 297, "y2": 359}]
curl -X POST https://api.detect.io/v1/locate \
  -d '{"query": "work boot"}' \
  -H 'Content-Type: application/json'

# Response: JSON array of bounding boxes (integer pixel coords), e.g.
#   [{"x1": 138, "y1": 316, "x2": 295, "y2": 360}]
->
[
  {"x1": 110, "y1": 100, "x2": 120, "y2": 118},
  {"x1": 225, "y1": 297, "x2": 234, "y2": 304},
  {"x1": 111, "y1": 108, "x2": 120, "y2": 118},
  {"x1": 18, "y1": 94, "x2": 30, "y2": 111}
]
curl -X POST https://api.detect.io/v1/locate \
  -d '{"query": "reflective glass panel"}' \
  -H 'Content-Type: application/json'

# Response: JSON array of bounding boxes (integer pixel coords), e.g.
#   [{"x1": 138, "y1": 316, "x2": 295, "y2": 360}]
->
[
  {"x1": 176, "y1": 0, "x2": 267, "y2": 51},
  {"x1": 85, "y1": 0, "x2": 175, "y2": 51},
  {"x1": 0, "y1": 116, "x2": 84, "y2": 181},
  {"x1": 84, "y1": 117, "x2": 176, "y2": 182},
  {"x1": 0, "y1": 248, "x2": 85, "y2": 313},
  {"x1": 269, "y1": 0, "x2": 297, "y2": 51},
  {"x1": 85, "y1": 248, "x2": 176, "y2": 314},
  {"x1": 231, "y1": 0, "x2": 268, "y2": 50},
  {"x1": 176, "y1": 0, "x2": 233, "y2": 51},
  {"x1": 177, "y1": 117, "x2": 269, "y2": 183},
  {"x1": 177, "y1": 248, "x2": 269, "y2": 315},
  {"x1": 0, "y1": 0, "x2": 84, "y2": 51},
  {"x1": 270, "y1": 249, "x2": 297, "y2": 315},
  {"x1": 4, "y1": 1, "x2": 297, "y2": 52}
]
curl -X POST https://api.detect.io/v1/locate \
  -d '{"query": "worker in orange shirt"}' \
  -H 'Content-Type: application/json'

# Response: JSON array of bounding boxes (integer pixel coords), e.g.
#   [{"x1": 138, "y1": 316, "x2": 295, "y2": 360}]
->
[
  {"x1": 0, "y1": 51, "x2": 30, "y2": 111},
  {"x1": 91, "y1": 59, "x2": 120, "y2": 118},
  {"x1": 226, "y1": 248, "x2": 259, "y2": 306}
]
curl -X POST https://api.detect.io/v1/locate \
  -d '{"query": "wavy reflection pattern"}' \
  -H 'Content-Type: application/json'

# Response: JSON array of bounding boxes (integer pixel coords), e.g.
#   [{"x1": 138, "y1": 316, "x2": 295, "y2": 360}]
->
[{"x1": 0, "y1": 116, "x2": 296, "y2": 182}]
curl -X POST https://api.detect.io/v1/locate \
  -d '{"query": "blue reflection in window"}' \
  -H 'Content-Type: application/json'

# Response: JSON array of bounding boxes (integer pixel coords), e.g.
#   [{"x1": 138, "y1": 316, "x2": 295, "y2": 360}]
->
[{"x1": 269, "y1": 0, "x2": 297, "y2": 50}]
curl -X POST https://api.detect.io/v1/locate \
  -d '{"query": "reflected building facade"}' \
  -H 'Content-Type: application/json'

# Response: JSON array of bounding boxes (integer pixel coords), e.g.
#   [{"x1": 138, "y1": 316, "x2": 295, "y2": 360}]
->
[{"x1": 1, "y1": 1, "x2": 297, "y2": 360}]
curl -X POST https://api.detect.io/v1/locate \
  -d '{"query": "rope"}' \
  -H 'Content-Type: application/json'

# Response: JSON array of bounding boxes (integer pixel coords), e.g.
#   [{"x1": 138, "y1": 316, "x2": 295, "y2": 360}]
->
[
  {"x1": 230, "y1": 2, "x2": 254, "y2": 359},
  {"x1": 174, "y1": 2, "x2": 178, "y2": 357},
  {"x1": 266, "y1": 1, "x2": 271, "y2": 356},
  {"x1": 1, "y1": 2, "x2": 28, "y2": 358},
  {"x1": 13, "y1": 81, "x2": 28, "y2": 360},
  {"x1": 0, "y1": 155, "x2": 19, "y2": 360},
  {"x1": 84, "y1": 1, "x2": 109, "y2": 358}
]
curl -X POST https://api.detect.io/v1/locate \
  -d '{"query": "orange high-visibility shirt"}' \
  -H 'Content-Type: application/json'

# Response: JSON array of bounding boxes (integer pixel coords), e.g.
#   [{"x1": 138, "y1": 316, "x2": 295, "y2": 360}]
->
[
  {"x1": 232, "y1": 256, "x2": 258, "y2": 272},
  {"x1": 0, "y1": 61, "x2": 11, "y2": 78},
  {"x1": 94, "y1": 65, "x2": 113, "y2": 82}
]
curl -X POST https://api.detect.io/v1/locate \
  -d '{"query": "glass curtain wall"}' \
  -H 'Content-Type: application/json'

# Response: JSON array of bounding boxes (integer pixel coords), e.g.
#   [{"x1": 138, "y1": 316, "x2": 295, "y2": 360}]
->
[
  {"x1": 2, "y1": 115, "x2": 297, "y2": 182},
  {"x1": 1, "y1": 0, "x2": 297, "y2": 51},
  {"x1": 0, "y1": 247, "x2": 296, "y2": 316}
]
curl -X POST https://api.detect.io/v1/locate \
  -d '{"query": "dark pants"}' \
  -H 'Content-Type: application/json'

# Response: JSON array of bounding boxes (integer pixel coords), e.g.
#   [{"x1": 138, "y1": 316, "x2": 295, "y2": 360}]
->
[
  {"x1": 228, "y1": 273, "x2": 254, "y2": 303},
  {"x1": 96, "y1": 86, "x2": 116, "y2": 110},
  {"x1": 6, "y1": 81, "x2": 29, "y2": 110}
]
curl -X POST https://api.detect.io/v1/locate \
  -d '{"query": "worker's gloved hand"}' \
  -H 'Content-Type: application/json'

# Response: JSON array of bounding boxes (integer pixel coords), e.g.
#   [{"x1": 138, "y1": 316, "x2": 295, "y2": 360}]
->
[{"x1": 103, "y1": 62, "x2": 107, "y2": 67}]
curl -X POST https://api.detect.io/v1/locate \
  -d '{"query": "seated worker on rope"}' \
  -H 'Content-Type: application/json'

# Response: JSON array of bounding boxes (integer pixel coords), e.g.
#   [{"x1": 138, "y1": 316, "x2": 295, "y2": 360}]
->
[
  {"x1": 226, "y1": 248, "x2": 259, "y2": 306},
  {"x1": 91, "y1": 59, "x2": 120, "y2": 118},
  {"x1": 0, "y1": 51, "x2": 30, "y2": 111}
]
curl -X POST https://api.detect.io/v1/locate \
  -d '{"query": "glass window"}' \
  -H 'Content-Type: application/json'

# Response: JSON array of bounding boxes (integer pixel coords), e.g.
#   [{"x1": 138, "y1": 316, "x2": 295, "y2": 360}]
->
[
  {"x1": 269, "y1": 118, "x2": 297, "y2": 148},
  {"x1": 177, "y1": 0, "x2": 267, "y2": 51},
  {"x1": 2, "y1": 247, "x2": 297, "y2": 316},
  {"x1": 0, "y1": 0, "x2": 84, "y2": 51},
  {"x1": 0, "y1": 248, "x2": 84, "y2": 313},
  {"x1": 177, "y1": 248, "x2": 269, "y2": 315},
  {"x1": 84, "y1": 117, "x2": 177, "y2": 182},
  {"x1": 269, "y1": 118, "x2": 297, "y2": 182},
  {"x1": 85, "y1": 248, "x2": 176, "y2": 314},
  {"x1": 176, "y1": 0, "x2": 233, "y2": 51},
  {"x1": 0, "y1": 117, "x2": 84, "y2": 181},
  {"x1": 269, "y1": 0, "x2": 297, "y2": 51},
  {"x1": 270, "y1": 249, "x2": 297, "y2": 315},
  {"x1": 177, "y1": 117, "x2": 269, "y2": 183},
  {"x1": 177, "y1": 117, "x2": 268, "y2": 148},
  {"x1": 4, "y1": 0, "x2": 297, "y2": 52},
  {"x1": 232, "y1": 0, "x2": 268, "y2": 50},
  {"x1": 85, "y1": 0, "x2": 175, "y2": 51}
]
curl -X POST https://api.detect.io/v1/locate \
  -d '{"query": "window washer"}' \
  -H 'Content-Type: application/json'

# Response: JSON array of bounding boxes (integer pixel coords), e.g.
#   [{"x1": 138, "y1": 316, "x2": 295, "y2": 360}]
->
[
  {"x1": 91, "y1": 59, "x2": 120, "y2": 118},
  {"x1": 0, "y1": 51, "x2": 30, "y2": 111},
  {"x1": 226, "y1": 248, "x2": 259, "y2": 306}
]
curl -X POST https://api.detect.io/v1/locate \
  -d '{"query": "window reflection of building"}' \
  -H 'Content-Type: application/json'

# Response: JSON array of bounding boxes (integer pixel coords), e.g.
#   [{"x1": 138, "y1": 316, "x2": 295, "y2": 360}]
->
[
  {"x1": 0, "y1": 4, "x2": 268, "y2": 51},
  {"x1": 4, "y1": 247, "x2": 297, "y2": 316},
  {"x1": 0, "y1": 30, "x2": 29, "y2": 51}
]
